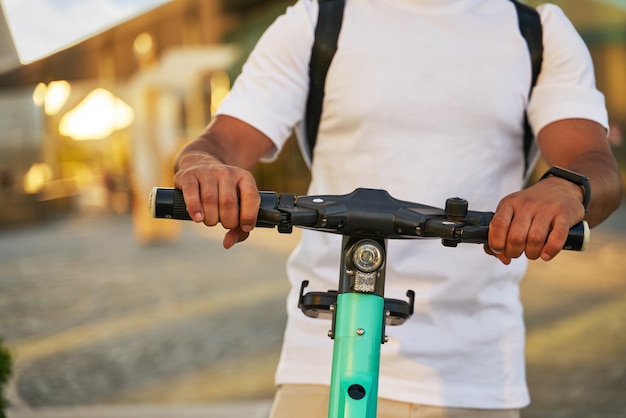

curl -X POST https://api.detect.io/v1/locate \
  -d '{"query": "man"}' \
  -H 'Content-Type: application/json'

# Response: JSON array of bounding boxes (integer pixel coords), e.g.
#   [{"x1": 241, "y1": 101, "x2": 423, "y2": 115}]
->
[{"x1": 173, "y1": 1, "x2": 622, "y2": 417}]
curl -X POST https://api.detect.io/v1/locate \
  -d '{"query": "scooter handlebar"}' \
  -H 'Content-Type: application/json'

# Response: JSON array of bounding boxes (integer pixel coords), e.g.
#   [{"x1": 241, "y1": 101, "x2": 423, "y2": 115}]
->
[{"x1": 149, "y1": 187, "x2": 589, "y2": 251}]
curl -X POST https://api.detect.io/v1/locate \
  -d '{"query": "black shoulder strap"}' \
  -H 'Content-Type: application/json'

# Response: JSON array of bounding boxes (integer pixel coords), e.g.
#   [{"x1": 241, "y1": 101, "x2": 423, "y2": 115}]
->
[
  {"x1": 510, "y1": 0, "x2": 543, "y2": 179},
  {"x1": 305, "y1": 0, "x2": 543, "y2": 177},
  {"x1": 305, "y1": 0, "x2": 345, "y2": 163}
]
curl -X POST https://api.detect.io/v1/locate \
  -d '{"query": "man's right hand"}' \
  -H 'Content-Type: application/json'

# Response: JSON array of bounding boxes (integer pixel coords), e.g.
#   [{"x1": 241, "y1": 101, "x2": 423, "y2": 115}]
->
[
  {"x1": 174, "y1": 151, "x2": 261, "y2": 248},
  {"x1": 172, "y1": 115, "x2": 277, "y2": 248}
]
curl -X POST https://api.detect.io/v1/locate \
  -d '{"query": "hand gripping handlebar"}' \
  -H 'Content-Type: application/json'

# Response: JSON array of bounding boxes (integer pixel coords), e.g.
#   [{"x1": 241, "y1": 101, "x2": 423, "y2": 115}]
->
[{"x1": 149, "y1": 187, "x2": 589, "y2": 251}]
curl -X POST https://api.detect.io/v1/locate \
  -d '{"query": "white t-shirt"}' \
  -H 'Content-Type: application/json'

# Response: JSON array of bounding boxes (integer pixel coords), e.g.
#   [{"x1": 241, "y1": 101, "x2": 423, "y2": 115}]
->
[{"x1": 216, "y1": 0, "x2": 607, "y2": 409}]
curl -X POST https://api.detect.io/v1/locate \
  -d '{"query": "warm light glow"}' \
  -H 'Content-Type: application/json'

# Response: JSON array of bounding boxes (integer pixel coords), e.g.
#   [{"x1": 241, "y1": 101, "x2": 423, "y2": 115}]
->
[
  {"x1": 210, "y1": 71, "x2": 230, "y2": 114},
  {"x1": 133, "y1": 32, "x2": 154, "y2": 56},
  {"x1": 45, "y1": 80, "x2": 71, "y2": 115},
  {"x1": 59, "y1": 88, "x2": 135, "y2": 140},
  {"x1": 32, "y1": 82, "x2": 47, "y2": 107},
  {"x1": 32, "y1": 80, "x2": 72, "y2": 114},
  {"x1": 23, "y1": 163, "x2": 52, "y2": 194}
]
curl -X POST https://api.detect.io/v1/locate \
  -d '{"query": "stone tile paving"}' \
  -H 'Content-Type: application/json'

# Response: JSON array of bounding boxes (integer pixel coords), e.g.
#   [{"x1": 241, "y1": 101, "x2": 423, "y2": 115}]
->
[
  {"x1": 1, "y1": 209, "x2": 292, "y2": 408},
  {"x1": 1, "y1": 200, "x2": 625, "y2": 417},
  {"x1": 521, "y1": 203, "x2": 626, "y2": 418}
]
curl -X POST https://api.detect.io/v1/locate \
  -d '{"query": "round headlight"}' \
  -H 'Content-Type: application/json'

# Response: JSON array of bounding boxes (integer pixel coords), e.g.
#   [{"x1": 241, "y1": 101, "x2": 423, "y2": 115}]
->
[{"x1": 352, "y1": 242, "x2": 383, "y2": 272}]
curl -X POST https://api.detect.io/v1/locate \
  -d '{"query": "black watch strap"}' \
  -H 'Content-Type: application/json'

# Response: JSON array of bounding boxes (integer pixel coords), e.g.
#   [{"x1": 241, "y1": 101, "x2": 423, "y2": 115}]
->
[{"x1": 540, "y1": 166, "x2": 591, "y2": 212}]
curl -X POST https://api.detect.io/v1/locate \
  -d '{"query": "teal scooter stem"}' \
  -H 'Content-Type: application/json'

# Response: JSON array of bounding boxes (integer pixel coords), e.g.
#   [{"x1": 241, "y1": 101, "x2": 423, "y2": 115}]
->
[
  {"x1": 329, "y1": 292, "x2": 384, "y2": 418},
  {"x1": 327, "y1": 236, "x2": 388, "y2": 418}
]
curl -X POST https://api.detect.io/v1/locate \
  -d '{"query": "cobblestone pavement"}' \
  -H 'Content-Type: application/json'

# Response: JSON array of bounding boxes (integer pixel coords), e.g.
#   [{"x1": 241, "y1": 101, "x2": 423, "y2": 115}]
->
[{"x1": 1, "y1": 200, "x2": 625, "y2": 418}]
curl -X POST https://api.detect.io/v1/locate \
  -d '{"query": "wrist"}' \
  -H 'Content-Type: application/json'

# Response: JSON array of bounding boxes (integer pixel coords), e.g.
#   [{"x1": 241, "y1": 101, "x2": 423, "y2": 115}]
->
[
  {"x1": 540, "y1": 166, "x2": 590, "y2": 212},
  {"x1": 176, "y1": 151, "x2": 221, "y2": 171}
]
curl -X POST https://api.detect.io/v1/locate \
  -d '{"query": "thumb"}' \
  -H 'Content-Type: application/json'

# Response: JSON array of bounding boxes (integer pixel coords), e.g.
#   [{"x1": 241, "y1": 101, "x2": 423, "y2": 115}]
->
[{"x1": 223, "y1": 227, "x2": 251, "y2": 249}]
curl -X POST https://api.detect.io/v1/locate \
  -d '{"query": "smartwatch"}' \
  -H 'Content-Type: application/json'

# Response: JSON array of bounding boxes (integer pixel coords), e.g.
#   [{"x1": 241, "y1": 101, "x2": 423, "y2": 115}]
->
[{"x1": 540, "y1": 166, "x2": 590, "y2": 212}]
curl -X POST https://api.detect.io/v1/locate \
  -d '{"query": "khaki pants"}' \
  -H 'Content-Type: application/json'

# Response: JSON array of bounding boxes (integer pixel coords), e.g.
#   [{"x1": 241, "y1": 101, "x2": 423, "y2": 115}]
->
[{"x1": 269, "y1": 385, "x2": 521, "y2": 418}]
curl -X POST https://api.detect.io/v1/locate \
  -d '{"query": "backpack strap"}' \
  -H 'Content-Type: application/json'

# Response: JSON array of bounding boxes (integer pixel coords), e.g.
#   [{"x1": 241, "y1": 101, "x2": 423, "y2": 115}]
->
[
  {"x1": 305, "y1": 0, "x2": 345, "y2": 164},
  {"x1": 510, "y1": 0, "x2": 544, "y2": 180}
]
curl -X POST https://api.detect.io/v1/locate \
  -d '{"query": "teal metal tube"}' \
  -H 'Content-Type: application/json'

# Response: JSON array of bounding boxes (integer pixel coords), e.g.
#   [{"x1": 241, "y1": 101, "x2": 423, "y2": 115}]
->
[{"x1": 328, "y1": 292, "x2": 385, "y2": 418}]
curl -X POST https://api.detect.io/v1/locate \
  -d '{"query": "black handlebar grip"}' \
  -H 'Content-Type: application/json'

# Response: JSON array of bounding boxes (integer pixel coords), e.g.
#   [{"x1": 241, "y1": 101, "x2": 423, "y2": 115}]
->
[
  {"x1": 564, "y1": 220, "x2": 590, "y2": 251},
  {"x1": 150, "y1": 188, "x2": 192, "y2": 220},
  {"x1": 149, "y1": 188, "x2": 281, "y2": 223}
]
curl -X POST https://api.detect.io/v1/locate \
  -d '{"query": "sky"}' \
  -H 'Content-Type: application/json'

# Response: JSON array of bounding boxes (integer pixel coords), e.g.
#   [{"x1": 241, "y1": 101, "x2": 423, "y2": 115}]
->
[{"x1": 1, "y1": 0, "x2": 171, "y2": 62}]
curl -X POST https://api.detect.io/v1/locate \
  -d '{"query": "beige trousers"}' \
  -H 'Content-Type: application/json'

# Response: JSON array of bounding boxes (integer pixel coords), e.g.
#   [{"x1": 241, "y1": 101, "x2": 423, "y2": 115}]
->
[{"x1": 269, "y1": 385, "x2": 521, "y2": 418}]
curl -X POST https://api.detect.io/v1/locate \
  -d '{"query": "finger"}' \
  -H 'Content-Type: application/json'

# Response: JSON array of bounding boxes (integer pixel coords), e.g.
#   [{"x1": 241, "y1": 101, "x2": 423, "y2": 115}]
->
[
  {"x1": 503, "y1": 212, "x2": 534, "y2": 259},
  {"x1": 223, "y1": 227, "x2": 250, "y2": 249},
  {"x1": 176, "y1": 177, "x2": 205, "y2": 223},
  {"x1": 483, "y1": 245, "x2": 512, "y2": 265},
  {"x1": 215, "y1": 177, "x2": 240, "y2": 230},
  {"x1": 496, "y1": 252, "x2": 512, "y2": 265},
  {"x1": 238, "y1": 176, "x2": 260, "y2": 233},
  {"x1": 195, "y1": 181, "x2": 219, "y2": 226},
  {"x1": 541, "y1": 217, "x2": 570, "y2": 261},
  {"x1": 524, "y1": 217, "x2": 552, "y2": 260},
  {"x1": 488, "y1": 205, "x2": 513, "y2": 254}
]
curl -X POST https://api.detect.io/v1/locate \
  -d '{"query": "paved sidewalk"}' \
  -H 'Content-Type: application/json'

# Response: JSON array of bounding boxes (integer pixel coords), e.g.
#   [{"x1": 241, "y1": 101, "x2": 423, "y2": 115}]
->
[
  {"x1": 1, "y1": 208, "x2": 295, "y2": 418},
  {"x1": 7, "y1": 401, "x2": 272, "y2": 418},
  {"x1": 2, "y1": 198, "x2": 625, "y2": 418}
]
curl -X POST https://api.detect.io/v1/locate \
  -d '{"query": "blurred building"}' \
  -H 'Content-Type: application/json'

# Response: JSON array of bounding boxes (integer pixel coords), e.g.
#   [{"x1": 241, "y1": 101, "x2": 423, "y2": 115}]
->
[
  {"x1": 0, "y1": 0, "x2": 623, "y2": 238},
  {"x1": 523, "y1": 0, "x2": 626, "y2": 186},
  {"x1": 529, "y1": 0, "x2": 626, "y2": 147},
  {"x1": 0, "y1": 0, "x2": 301, "y2": 242}
]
